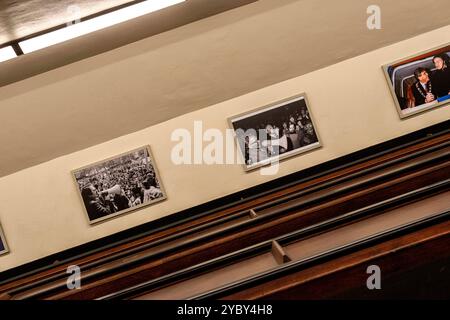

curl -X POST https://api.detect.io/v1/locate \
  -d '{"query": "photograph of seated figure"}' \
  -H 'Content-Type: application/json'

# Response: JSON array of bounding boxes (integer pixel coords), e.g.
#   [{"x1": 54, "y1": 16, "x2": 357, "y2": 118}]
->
[{"x1": 383, "y1": 44, "x2": 450, "y2": 118}]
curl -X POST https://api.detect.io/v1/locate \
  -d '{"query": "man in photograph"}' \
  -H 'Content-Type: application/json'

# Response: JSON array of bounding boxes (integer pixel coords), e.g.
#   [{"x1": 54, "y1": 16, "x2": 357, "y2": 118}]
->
[
  {"x1": 81, "y1": 184, "x2": 112, "y2": 221},
  {"x1": 432, "y1": 53, "x2": 450, "y2": 99},
  {"x1": 412, "y1": 67, "x2": 437, "y2": 106}
]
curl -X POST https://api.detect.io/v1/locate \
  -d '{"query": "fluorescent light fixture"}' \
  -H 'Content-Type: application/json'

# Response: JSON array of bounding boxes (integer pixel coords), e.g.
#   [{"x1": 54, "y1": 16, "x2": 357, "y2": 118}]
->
[
  {"x1": 0, "y1": 46, "x2": 17, "y2": 62},
  {"x1": 19, "y1": 0, "x2": 186, "y2": 54}
]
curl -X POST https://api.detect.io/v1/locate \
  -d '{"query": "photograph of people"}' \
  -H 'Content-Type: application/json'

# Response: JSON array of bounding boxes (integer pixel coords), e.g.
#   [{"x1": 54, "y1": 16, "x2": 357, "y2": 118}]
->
[
  {"x1": 412, "y1": 67, "x2": 437, "y2": 106},
  {"x1": 432, "y1": 53, "x2": 450, "y2": 99},
  {"x1": 231, "y1": 94, "x2": 321, "y2": 170},
  {"x1": 73, "y1": 146, "x2": 166, "y2": 223},
  {"x1": 383, "y1": 44, "x2": 450, "y2": 118}
]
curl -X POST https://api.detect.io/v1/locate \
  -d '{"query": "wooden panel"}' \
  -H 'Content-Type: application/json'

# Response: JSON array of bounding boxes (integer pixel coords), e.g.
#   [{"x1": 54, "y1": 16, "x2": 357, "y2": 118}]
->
[
  {"x1": 0, "y1": 126, "x2": 448, "y2": 300},
  {"x1": 220, "y1": 221, "x2": 450, "y2": 300},
  {"x1": 1, "y1": 129, "x2": 447, "y2": 293},
  {"x1": 44, "y1": 163, "x2": 449, "y2": 300},
  {"x1": 135, "y1": 252, "x2": 278, "y2": 300},
  {"x1": 133, "y1": 192, "x2": 450, "y2": 300},
  {"x1": 284, "y1": 191, "x2": 450, "y2": 261}
]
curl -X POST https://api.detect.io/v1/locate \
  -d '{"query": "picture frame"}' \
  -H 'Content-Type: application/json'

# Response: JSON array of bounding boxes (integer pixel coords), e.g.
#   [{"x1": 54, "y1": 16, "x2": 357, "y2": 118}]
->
[
  {"x1": 72, "y1": 145, "x2": 167, "y2": 224},
  {"x1": 382, "y1": 42, "x2": 450, "y2": 119},
  {"x1": 228, "y1": 93, "x2": 322, "y2": 172},
  {"x1": 0, "y1": 223, "x2": 9, "y2": 256}
]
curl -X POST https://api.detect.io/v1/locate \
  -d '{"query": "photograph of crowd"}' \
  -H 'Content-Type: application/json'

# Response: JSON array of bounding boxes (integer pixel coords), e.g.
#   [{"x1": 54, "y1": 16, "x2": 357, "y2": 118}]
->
[
  {"x1": 72, "y1": 146, "x2": 166, "y2": 224},
  {"x1": 0, "y1": 224, "x2": 8, "y2": 256},
  {"x1": 383, "y1": 43, "x2": 450, "y2": 118},
  {"x1": 230, "y1": 94, "x2": 321, "y2": 170}
]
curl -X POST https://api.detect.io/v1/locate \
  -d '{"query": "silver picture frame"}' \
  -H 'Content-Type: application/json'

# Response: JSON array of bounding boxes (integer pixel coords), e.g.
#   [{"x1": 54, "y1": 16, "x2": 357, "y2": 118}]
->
[
  {"x1": 228, "y1": 93, "x2": 322, "y2": 172},
  {"x1": 382, "y1": 42, "x2": 450, "y2": 119},
  {"x1": 72, "y1": 145, "x2": 167, "y2": 225}
]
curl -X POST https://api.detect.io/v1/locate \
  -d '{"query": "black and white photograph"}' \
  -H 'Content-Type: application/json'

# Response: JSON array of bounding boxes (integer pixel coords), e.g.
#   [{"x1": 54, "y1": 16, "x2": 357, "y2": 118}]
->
[
  {"x1": 0, "y1": 223, "x2": 9, "y2": 256},
  {"x1": 229, "y1": 93, "x2": 321, "y2": 171},
  {"x1": 72, "y1": 146, "x2": 166, "y2": 224},
  {"x1": 383, "y1": 43, "x2": 450, "y2": 118}
]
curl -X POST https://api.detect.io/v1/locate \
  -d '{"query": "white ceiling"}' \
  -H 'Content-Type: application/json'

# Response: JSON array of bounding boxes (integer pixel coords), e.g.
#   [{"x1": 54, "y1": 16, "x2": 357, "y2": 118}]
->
[{"x1": 0, "y1": 0, "x2": 134, "y2": 44}]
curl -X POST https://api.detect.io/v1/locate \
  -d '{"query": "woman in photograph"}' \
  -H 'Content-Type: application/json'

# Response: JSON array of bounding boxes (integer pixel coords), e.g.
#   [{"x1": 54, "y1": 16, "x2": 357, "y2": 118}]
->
[
  {"x1": 302, "y1": 122, "x2": 318, "y2": 146},
  {"x1": 297, "y1": 108, "x2": 310, "y2": 127},
  {"x1": 432, "y1": 53, "x2": 450, "y2": 99},
  {"x1": 282, "y1": 122, "x2": 288, "y2": 134},
  {"x1": 142, "y1": 177, "x2": 163, "y2": 203},
  {"x1": 129, "y1": 188, "x2": 142, "y2": 207}
]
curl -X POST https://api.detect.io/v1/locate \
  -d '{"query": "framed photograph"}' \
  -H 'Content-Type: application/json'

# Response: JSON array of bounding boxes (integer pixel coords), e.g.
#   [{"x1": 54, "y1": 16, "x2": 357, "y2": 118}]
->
[
  {"x1": 72, "y1": 146, "x2": 167, "y2": 224},
  {"x1": 0, "y1": 223, "x2": 9, "y2": 256},
  {"x1": 383, "y1": 43, "x2": 450, "y2": 119},
  {"x1": 229, "y1": 93, "x2": 321, "y2": 171}
]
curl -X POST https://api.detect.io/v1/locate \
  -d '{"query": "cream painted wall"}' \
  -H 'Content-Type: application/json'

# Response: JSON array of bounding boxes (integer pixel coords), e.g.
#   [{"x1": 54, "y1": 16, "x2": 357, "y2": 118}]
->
[{"x1": 0, "y1": 26, "x2": 449, "y2": 271}]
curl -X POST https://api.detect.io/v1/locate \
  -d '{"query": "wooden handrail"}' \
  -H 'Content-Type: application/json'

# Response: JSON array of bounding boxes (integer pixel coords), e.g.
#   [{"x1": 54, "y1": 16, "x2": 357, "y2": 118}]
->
[
  {"x1": 189, "y1": 211, "x2": 450, "y2": 300},
  {"x1": 99, "y1": 182, "x2": 450, "y2": 300},
  {"x1": 0, "y1": 121, "x2": 448, "y2": 300},
  {"x1": 9, "y1": 146, "x2": 450, "y2": 299}
]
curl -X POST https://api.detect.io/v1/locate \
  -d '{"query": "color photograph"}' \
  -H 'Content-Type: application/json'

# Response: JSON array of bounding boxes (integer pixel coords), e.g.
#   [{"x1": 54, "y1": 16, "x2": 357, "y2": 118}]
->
[{"x1": 383, "y1": 43, "x2": 450, "y2": 118}]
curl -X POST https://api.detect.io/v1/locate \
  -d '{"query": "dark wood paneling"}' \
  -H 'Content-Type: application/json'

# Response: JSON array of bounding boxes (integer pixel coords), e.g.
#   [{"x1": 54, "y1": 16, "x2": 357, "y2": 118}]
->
[
  {"x1": 219, "y1": 221, "x2": 450, "y2": 300},
  {"x1": 129, "y1": 192, "x2": 450, "y2": 300},
  {"x1": 0, "y1": 123, "x2": 448, "y2": 300},
  {"x1": 1, "y1": 122, "x2": 447, "y2": 288},
  {"x1": 41, "y1": 155, "x2": 449, "y2": 299}
]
